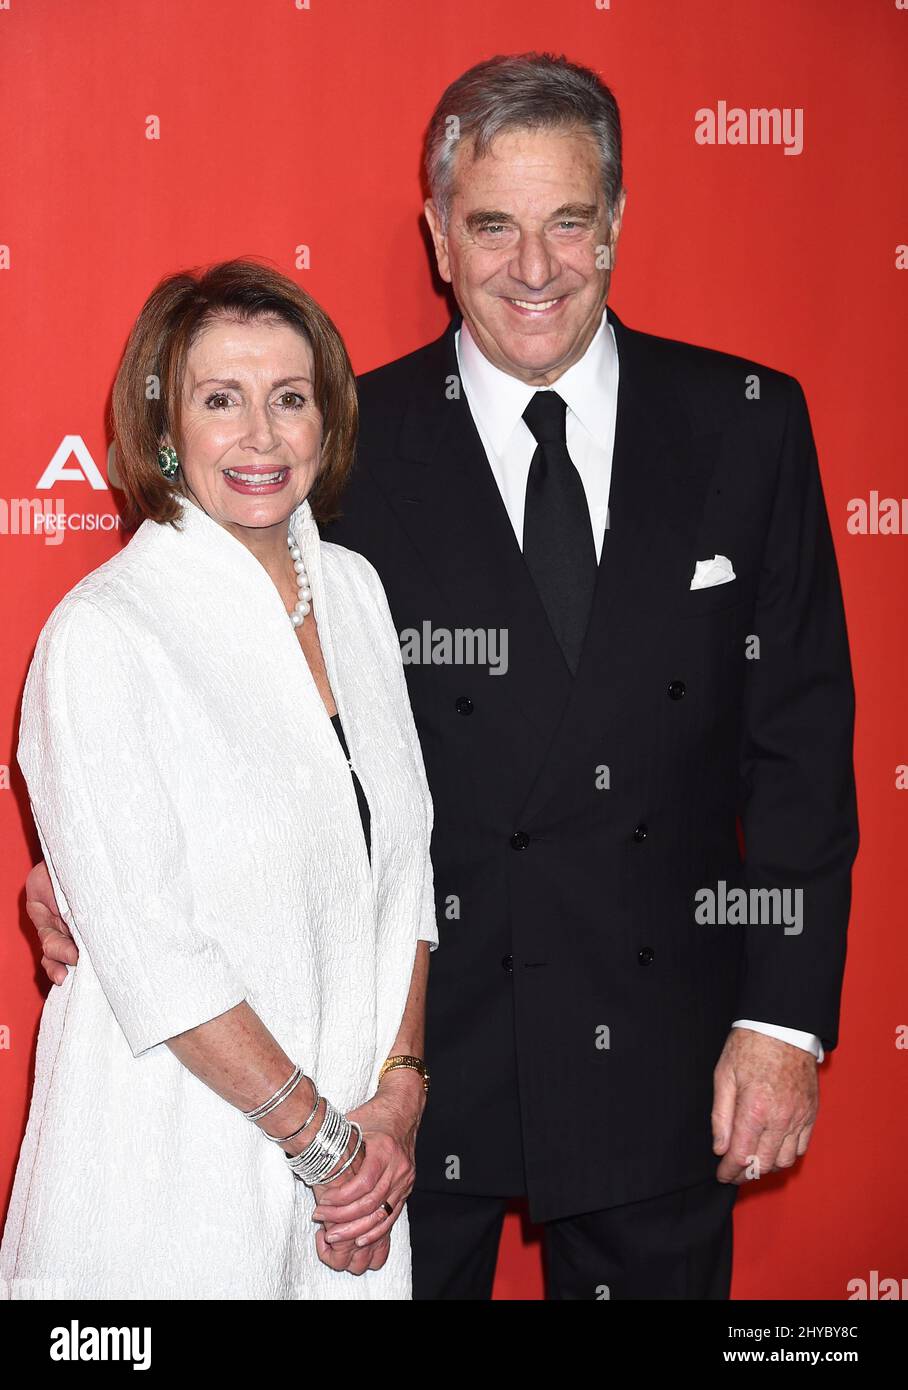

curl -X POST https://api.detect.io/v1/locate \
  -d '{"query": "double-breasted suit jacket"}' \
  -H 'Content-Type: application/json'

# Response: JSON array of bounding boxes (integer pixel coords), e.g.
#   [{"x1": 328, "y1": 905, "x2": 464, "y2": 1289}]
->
[{"x1": 323, "y1": 305, "x2": 859, "y2": 1224}]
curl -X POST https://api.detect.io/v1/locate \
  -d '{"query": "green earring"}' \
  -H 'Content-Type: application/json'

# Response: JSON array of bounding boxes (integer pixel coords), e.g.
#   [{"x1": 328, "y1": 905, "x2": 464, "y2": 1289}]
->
[{"x1": 158, "y1": 444, "x2": 179, "y2": 480}]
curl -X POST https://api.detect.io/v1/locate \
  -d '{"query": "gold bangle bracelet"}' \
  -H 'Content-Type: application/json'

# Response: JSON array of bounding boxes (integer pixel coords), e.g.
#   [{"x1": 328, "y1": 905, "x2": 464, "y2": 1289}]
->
[{"x1": 379, "y1": 1055, "x2": 430, "y2": 1091}]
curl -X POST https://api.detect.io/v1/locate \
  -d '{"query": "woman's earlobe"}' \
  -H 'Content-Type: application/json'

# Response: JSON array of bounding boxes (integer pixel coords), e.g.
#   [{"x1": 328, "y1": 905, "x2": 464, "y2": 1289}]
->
[{"x1": 158, "y1": 444, "x2": 180, "y2": 480}]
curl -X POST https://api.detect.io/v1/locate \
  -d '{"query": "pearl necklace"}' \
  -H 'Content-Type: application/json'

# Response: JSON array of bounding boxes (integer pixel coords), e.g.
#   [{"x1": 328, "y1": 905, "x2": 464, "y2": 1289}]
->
[{"x1": 288, "y1": 530, "x2": 312, "y2": 628}]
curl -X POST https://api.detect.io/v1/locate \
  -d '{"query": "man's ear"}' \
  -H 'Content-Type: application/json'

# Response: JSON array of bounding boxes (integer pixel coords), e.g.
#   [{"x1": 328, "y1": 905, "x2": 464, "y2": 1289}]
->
[
  {"x1": 424, "y1": 199, "x2": 452, "y2": 284},
  {"x1": 608, "y1": 188, "x2": 627, "y2": 266}
]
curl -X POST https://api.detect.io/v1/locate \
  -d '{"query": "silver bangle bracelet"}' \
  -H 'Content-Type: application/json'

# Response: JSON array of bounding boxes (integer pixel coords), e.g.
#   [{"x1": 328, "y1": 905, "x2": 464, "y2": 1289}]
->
[
  {"x1": 287, "y1": 1105, "x2": 348, "y2": 1185},
  {"x1": 287, "y1": 1134, "x2": 348, "y2": 1185},
  {"x1": 284, "y1": 1099, "x2": 345, "y2": 1173},
  {"x1": 285, "y1": 1100, "x2": 350, "y2": 1185},
  {"x1": 315, "y1": 1122, "x2": 364, "y2": 1186},
  {"x1": 242, "y1": 1064, "x2": 304, "y2": 1122},
  {"x1": 262, "y1": 1085, "x2": 321, "y2": 1144}
]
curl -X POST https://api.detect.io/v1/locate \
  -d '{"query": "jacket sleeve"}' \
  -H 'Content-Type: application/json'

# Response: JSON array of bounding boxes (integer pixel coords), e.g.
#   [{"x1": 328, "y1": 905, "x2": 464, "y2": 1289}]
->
[
  {"x1": 18, "y1": 596, "x2": 248, "y2": 1056},
  {"x1": 734, "y1": 375, "x2": 859, "y2": 1050}
]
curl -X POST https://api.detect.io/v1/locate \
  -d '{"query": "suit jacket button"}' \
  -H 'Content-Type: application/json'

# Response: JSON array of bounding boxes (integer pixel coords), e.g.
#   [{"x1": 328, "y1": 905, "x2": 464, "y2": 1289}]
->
[
  {"x1": 638, "y1": 947, "x2": 655, "y2": 966},
  {"x1": 501, "y1": 954, "x2": 514, "y2": 973},
  {"x1": 633, "y1": 824, "x2": 648, "y2": 843},
  {"x1": 455, "y1": 696, "x2": 474, "y2": 715},
  {"x1": 668, "y1": 680, "x2": 686, "y2": 700},
  {"x1": 510, "y1": 831, "x2": 530, "y2": 851}
]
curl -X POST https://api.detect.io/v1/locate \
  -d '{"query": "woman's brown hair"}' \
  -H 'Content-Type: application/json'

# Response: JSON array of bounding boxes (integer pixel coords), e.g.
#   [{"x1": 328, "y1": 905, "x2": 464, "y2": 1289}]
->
[{"x1": 111, "y1": 259, "x2": 358, "y2": 527}]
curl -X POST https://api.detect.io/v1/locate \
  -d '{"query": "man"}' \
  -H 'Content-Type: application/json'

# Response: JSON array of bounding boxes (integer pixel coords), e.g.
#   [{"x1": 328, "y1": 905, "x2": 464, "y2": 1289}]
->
[{"x1": 25, "y1": 53, "x2": 858, "y2": 1299}]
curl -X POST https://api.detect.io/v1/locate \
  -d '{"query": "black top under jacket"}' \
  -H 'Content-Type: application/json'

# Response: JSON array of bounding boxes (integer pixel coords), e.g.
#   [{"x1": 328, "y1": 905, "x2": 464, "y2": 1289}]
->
[{"x1": 330, "y1": 711, "x2": 371, "y2": 862}]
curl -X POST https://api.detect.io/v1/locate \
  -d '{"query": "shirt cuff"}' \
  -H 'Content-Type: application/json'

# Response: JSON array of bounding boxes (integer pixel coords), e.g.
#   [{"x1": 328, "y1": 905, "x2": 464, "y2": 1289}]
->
[{"x1": 732, "y1": 1019, "x2": 824, "y2": 1064}]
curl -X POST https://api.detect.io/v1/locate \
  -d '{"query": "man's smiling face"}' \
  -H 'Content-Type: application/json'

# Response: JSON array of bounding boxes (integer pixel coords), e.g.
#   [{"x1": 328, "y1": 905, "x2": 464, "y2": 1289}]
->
[{"x1": 425, "y1": 123, "x2": 625, "y2": 387}]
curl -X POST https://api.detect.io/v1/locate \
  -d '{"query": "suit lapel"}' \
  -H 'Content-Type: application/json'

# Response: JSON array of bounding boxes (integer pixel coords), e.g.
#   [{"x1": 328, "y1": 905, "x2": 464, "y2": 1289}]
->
[
  {"x1": 374, "y1": 313, "x2": 574, "y2": 740},
  {"x1": 586, "y1": 306, "x2": 722, "y2": 657},
  {"x1": 515, "y1": 306, "x2": 723, "y2": 825}
]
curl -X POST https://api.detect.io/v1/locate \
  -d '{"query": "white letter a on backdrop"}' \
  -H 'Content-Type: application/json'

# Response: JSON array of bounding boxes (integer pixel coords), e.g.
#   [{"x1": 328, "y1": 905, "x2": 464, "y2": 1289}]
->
[{"x1": 36, "y1": 436, "x2": 108, "y2": 490}]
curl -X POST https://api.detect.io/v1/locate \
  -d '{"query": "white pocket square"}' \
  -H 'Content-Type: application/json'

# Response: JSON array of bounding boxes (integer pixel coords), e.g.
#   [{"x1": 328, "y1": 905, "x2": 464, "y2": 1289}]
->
[{"x1": 690, "y1": 554, "x2": 736, "y2": 590}]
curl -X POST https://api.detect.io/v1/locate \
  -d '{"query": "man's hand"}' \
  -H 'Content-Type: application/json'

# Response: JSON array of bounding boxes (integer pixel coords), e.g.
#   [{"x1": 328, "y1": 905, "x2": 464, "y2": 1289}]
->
[
  {"x1": 25, "y1": 861, "x2": 78, "y2": 984},
  {"x1": 712, "y1": 1026, "x2": 819, "y2": 1184}
]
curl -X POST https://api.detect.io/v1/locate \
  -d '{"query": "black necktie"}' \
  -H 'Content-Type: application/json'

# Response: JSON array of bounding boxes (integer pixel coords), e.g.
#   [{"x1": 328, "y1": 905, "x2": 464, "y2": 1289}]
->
[{"x1": 521, "y1": 390, "x2": 597, "y2": 674}]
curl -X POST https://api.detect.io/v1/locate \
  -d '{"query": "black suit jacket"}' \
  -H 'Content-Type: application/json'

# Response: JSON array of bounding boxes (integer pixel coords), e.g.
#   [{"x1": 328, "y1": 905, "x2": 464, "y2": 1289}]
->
[{"x1": 322, "y1": 305, "x2": 859, "y2": 1223}]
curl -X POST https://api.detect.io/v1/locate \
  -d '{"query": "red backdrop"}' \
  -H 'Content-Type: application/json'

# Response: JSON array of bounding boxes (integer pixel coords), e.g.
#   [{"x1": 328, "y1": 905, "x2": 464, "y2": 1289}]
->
[{"x1": 1, "y1": 0, "x2": 905, "y2": 1301}]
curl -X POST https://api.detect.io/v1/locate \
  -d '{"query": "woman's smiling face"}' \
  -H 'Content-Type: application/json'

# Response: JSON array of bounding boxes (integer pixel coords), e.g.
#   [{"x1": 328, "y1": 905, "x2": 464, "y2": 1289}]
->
[{"x1": 170, "y1": 314, "x2": 323, "y2": 538}]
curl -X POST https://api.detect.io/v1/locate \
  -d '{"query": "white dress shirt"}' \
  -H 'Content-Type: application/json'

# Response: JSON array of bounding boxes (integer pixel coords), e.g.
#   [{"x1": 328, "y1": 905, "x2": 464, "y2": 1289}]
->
[{"x1": 455, "y1": 308, "x2": 823, "y2": 1063}]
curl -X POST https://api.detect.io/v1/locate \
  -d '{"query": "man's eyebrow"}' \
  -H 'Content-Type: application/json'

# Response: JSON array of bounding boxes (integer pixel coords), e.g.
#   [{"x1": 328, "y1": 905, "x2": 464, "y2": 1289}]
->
[
  {"x1": 464, "y1": 210, "x2": 514, "y2": 230},
  {"x1": 549, "y1": 202, "x2": 599, "y2": 221},
  {"x1": 192, "y1": 376, "x2": 313, "y2": 389},
  {"x1": 464, "y1": 202, "x2": 599, "y2": 230}
]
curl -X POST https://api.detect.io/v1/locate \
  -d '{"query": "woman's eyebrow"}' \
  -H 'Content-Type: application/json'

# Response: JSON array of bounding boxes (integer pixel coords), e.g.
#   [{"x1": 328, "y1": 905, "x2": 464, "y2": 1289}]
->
[{"x1": 192, "y1": 375, "x2": 313, "y2": 389}]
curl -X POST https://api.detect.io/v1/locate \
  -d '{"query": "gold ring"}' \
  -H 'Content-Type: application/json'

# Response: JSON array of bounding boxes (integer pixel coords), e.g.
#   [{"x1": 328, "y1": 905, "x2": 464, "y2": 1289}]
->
[{"x1": 381, "y1": 1201, "x2": 393, "y2": 1217}]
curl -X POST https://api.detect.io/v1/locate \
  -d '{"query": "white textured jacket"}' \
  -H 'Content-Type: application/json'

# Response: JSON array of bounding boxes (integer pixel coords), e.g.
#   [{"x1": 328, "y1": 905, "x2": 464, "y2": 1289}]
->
[{"x1": 1, "y1": 495, "x2": 437, "y2": 1300}]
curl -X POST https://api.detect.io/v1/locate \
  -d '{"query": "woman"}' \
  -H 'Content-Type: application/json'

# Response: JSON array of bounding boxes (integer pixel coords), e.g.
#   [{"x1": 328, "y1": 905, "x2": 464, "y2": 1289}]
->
[{"x1": 0, "y1": 260, "x2": 437, "y2": 1300}]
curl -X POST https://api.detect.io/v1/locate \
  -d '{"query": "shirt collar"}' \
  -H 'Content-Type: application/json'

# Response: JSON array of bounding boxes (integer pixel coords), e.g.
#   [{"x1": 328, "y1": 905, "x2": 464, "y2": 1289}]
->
[{"x1": 455, "y1": 303, "x2": 618, "y2": 456}]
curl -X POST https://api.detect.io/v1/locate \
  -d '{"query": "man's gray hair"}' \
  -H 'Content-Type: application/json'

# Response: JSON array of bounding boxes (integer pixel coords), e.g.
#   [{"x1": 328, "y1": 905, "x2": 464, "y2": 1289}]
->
[{"x1": 424, "y1": 52, "x2": 624, "y2": 232}]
